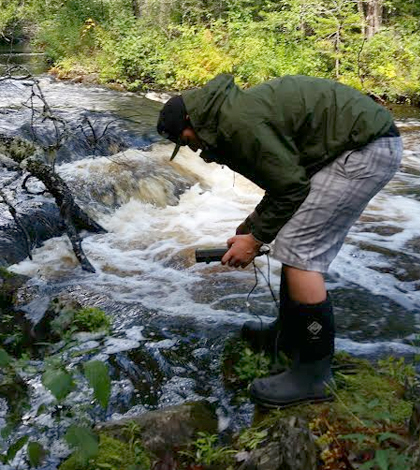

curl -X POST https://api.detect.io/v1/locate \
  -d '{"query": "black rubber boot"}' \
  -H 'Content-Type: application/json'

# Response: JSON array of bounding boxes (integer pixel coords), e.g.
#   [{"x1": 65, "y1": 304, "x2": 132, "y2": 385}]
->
[
  {"x1": 240, "y1": 269, "x2": 293, "y2": 357},
  {"x1": 240, "y1": 309, "x2": 288, "y2": 355},
  {"x1": 249, "y1": 296, "x2": 335, "y2": 408}
]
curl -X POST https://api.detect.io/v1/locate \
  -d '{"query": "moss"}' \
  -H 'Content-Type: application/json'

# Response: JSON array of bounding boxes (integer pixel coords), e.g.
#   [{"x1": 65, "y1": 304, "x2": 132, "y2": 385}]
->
[
  {"x1": 59, "y1": 434, "x2": 150, "y2": 470},
  {"x1": 0, "y1": 136, "x2": 36, "y2": 163},
  {"x1": 335, "y1": 367, "x2": 412, "y2": 425},
  {"x1": 183, "y1": 401, "x2": 218, "y2": 436}
]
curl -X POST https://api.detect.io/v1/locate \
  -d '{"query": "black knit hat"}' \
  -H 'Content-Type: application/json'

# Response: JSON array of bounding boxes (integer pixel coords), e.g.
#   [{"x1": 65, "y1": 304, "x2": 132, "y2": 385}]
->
[{"x1": 157, "y1": 95, "x2": 189, "y2": 160}]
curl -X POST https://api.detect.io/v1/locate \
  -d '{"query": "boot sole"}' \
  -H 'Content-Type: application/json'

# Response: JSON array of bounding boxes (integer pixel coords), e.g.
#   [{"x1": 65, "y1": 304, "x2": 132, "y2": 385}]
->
[{"x1": 250, "y1": 393, "x2": 334, "y2": 410}]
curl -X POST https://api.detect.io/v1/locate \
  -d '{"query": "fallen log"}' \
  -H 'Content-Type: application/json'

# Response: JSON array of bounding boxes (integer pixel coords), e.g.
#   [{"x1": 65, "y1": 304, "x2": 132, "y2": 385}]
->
[{"x1": 0, "y1": 135, "x2": 107, "y2": 272}]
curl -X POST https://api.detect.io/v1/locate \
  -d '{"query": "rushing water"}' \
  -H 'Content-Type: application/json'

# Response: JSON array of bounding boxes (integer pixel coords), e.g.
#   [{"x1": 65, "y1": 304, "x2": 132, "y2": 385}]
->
[{"x1": 1, "y1": 52, "x2": 420, "y2": 467}]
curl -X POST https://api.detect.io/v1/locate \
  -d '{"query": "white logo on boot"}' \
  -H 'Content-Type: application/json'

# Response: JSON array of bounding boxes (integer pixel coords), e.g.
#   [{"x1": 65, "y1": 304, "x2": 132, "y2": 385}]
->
[{"x1": 308, "y1": 321, "x2": 322, "y2": 335}]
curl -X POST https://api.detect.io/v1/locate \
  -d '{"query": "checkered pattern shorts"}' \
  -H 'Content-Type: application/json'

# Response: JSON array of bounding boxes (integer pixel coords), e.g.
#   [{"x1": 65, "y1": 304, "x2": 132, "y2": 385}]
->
[{"x1": 272, "y1": 136, "x2": 403, "y2": 273}]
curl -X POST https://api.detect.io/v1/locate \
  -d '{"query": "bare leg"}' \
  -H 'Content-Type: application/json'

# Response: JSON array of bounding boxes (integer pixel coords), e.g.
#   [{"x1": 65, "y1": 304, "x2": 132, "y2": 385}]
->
[{"x1": 283, "y1": 265, "x2": 326, "y2": 304}]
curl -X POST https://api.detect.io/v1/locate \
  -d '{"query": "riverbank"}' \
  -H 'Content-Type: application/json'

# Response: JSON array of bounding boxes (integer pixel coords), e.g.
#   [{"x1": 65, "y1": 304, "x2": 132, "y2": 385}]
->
[{"x1": 47, "y1": 53, "x2": 420, "y2": 108}]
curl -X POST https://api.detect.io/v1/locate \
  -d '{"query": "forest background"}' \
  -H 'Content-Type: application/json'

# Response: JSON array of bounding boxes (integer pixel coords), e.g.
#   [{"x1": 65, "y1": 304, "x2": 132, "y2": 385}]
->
[{"x1": 0, "y1": 0, "x2": 420, "y2": 103}]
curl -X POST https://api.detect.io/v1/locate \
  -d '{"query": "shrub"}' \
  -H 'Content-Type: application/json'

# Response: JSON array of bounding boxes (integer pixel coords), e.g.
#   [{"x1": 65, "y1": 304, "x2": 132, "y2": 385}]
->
[{"x1": 73, "y1": 307, "x2": 111, "y2": 332}]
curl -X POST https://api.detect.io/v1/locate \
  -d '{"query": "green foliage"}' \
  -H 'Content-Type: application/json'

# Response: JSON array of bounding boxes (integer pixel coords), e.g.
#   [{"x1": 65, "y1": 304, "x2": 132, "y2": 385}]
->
[
  {"x1": 73, "y1": 307, "x2": 111, "y2": 333},
  {"x1": 162, "y1": 25, "x2": 233, "y2": 89},
  {"x1": 359, "y1": 27, "x2": 420, "y2": 103},
  {"x1": 0, "y1": 347, "x2": 12, "y2": 367},
  {"x1": 180, "y1": 432, "x2": 236, "y2": 466},
  {"x1": 334, "y1": 364, "x2": 412, "y2": 425},
  {"x1": 358, "y1": 448, "x2": 411, "y2": 470},
  {"x1": 0, "y1": 0, "x2": 22, "y2": 38},
  {"x1": 42, "y1": 368, "x2": 75, "y2": 401},
  {"x1": 239, "y1": 353, "x2": 415, "y2": 470},
  {"x1": 60, "y1": 433, "x2": 150, "y2": 470},
  {"x1": 0, "y1": 267, "x2": 16, "y2": 279},
  {"x1": 122, "y1": 422, "x2": 151, "y2": 470},
  {"x1": 378, "y1": 356, "x2": 416, "y2": 387},
  {"x1": 308, "y1": 0, "x2": 363, "y2": 78},
  {"x1": 27, "y1": 441, "x2": 47, "y2": 467},
  {"x1": 234, "y1": 347, "x2": 271, "y2": 381},
  {"x1": 64, "y1": 425, "x2": 99, "y2": 465},
  {"x1": 16, "y1": 0, "x2": 419, "y2": 101},
  {"x1": 340, "y1": 432, "x2": 411, "y2": 469},
  {"x1": 237, "y1": 426, "x2": 268, "y2": 450},
  {"x1": 83, "y1": 360, "x2": 111, "y2": 409}
]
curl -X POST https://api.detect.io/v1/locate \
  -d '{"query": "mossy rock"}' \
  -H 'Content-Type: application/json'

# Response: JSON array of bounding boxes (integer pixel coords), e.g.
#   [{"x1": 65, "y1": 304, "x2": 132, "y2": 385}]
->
[
  {"x1": 96, "y1": 400, "x2": 218, "y2": 457},
  {"x1": 0, "y1": 136, "x2": 36, "y2": 163},
  {"x1": 31, "y1": 295, "x2": 82, "y2": 342},
  {"x1": 59, "y1": 434, "x2": 150, "y2": 470}
]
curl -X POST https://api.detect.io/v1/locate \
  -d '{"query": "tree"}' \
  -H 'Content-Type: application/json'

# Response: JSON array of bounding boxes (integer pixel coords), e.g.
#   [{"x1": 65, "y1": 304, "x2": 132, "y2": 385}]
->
[
  {"x1": 365, "y1": 0, "x2": 382, "y2": 38},
  {"x1": 310, "y1": 0, "x2": 362, "y2": 78}
]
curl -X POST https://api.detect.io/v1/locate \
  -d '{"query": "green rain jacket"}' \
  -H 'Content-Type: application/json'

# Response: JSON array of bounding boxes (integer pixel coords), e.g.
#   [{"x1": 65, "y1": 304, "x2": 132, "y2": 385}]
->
[{"x1": 182, "y1": 74, "x2": 394, "y2": 244}]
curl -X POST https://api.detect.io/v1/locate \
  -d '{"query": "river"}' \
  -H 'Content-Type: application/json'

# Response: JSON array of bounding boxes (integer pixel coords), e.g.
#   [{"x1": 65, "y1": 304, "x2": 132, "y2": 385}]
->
[{"x1": 1, "y1": 49, "x2": 420, "y2": 468}]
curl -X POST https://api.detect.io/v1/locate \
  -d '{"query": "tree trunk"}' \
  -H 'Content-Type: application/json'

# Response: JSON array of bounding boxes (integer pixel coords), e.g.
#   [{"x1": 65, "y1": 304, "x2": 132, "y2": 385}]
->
[
  {"x1": 366, "y1": 0, "x2": 382, "y2": 38},
  {"x1": 335, "y1": 25, "x2": 341, "y2": 79},
  {"x1": 358, "y1": 0, "x2": 366, "y2": 37},
  {"x1": 132, "y1": 0, "x2": 141, "y2": 18}
]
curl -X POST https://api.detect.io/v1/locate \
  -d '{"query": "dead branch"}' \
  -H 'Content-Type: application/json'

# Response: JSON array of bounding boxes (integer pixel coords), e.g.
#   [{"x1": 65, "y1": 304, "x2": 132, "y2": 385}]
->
[
  {"x1": 61, "y1": 198, "x2": 96, "y2": 273},
  {"x1": 0, "y1": 64, "x2": 32, "y2": 81}
]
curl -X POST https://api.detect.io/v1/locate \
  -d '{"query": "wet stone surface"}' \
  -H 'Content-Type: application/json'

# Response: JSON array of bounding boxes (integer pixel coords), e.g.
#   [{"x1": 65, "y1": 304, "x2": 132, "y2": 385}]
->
[{"x1": 331, "y1": 285, "x2": 418, "y2": 341}]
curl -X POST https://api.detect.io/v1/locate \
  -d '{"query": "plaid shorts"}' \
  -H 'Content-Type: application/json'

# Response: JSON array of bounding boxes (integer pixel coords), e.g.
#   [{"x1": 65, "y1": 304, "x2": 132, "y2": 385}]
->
[{"x1": 272, "y1": 136, "x2": 403, "y2": 273}]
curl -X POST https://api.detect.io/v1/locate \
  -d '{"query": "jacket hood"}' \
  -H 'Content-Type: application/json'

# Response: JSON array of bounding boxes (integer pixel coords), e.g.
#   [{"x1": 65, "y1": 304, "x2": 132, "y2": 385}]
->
[{"x1": 182, "y1": 74, "x2": 235, "y2": 148}]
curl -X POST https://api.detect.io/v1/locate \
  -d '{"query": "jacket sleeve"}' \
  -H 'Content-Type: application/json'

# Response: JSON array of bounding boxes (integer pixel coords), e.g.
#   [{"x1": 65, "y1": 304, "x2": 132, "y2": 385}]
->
[{"x1": 226, "y1": 122, "x2": 310, "y2": 244}]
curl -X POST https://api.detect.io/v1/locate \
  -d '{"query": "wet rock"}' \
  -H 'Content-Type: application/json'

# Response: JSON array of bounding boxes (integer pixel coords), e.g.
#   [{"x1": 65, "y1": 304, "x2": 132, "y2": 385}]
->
[
  {"x1": 113, "y1": 348, "x2": 165, "y2": 408},
  {"x1": 331, "y1": 286, "x2": 416, "y2": 341},
  {"x1": 356, "y1": 240, "x2": 420, "y2": 284},
  {"x1": 0, "y1": 153, "x2": 19, "y2": 169},
  {"x1": 238, "y1": 417, "x2": 317, "y2": 470},
  {"x1": 95, "y1": 400, "x2": 218, "y2": 458},
  {"x1": 0, "y1": 202, "x2": 65, "y2": 267}
]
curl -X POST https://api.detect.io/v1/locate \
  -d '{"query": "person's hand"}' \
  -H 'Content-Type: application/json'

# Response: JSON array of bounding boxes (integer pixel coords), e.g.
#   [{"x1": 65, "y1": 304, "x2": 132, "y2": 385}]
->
[{"x1": 221, "y1": 234, "x2": 263, "y2": 268}]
